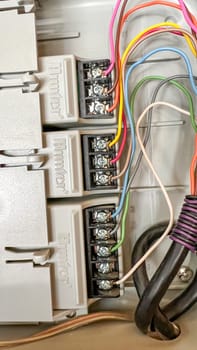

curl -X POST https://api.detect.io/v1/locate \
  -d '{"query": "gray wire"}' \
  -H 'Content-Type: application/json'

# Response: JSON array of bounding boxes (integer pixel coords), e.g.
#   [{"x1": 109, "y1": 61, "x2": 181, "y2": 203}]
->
[
  {"x1": 112, "y1": 74, "x2": 197, "y2": 234},
  {"x1": 126, "y1": 74, "x2": 197, "y2": 193}
]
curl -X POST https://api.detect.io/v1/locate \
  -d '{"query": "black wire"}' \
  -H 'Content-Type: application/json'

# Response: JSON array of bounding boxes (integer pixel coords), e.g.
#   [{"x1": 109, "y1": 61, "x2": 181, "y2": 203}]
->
[
  {"x1": 132, "y1": 222, "x2": 197, "y2": 339},
  {"x1": 127, "y1": 75, "x2": 197, "y2": 191}
]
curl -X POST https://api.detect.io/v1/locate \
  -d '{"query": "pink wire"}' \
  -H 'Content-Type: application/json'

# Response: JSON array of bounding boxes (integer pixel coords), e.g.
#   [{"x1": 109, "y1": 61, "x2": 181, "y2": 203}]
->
[
  {"x1": 178, "y1": 0, "x2": 197, "y2": 34},
  {"x1": 104, "y1": 0, "x2": 122, "y2": 76},
  {"x1": 111, "y1": 113, "x2": 127, "y2": 164}
]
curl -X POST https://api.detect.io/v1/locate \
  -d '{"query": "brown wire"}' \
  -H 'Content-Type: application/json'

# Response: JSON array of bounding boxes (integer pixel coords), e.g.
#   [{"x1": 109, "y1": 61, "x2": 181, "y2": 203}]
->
[
  {"x1": 112, "y1": 141, "x2": 132, "y2": 181},
  {"x1": 108, "y1": 0, "x2": 129, "y2": 94},
  {"x1": 0, "y1": 312, "x2": 130, "y2": 347}
]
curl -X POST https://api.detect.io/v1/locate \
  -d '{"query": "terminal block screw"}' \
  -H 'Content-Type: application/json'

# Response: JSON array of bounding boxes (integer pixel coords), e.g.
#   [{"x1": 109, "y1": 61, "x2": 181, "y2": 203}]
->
[
  {"x1": 93, "y1": 210, "x2": 111, "y2": 223},
  {"x1": 91, "y1": 67, "x2": 103, "y2": 78},
  {"x1": 97, "y1": 262, "x2": 113, "y2": 274},
  {"x1": 97, "y1": 280, "x2": 113, "y2": 290},
  {"x1": 96, "y1": 246, "x2": 111, "y2": 257},
  {"x1": 95, "y1": 228, "x2": 111, "y2": 240}
]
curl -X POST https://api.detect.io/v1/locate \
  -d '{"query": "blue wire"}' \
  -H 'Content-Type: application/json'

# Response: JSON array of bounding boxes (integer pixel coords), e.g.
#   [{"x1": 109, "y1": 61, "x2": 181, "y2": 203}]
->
[{"x1": 112, "y1": 47, "x2": 197, "y2": 218}]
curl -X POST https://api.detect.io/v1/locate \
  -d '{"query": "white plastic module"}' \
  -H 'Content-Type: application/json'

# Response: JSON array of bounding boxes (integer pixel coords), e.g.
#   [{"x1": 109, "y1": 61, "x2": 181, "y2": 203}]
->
[
  {"x1": 37, "y1": 55, "x2": 116, "y2": 126},
  {"x1": 0, "y1": 166, "x2": 88, "y2": 322},
  {"x1": 41, "y1": 129, "x2": 120, "y2": 198},
  {"x1": 48, "y1": 202, "x2": 88, "y2": 312},
  {"x1": 0, "y1": 165, "x2": 122, "y2": 322},
  {"x1": 0, "y1": 90, "x2": 42, "y2": 151},
  {"x1": 0, "y1": 10, "x2": 37, "y2": 73},
  {"x1": 38, "y1": 55, "x2": 79, "y2": 124}
]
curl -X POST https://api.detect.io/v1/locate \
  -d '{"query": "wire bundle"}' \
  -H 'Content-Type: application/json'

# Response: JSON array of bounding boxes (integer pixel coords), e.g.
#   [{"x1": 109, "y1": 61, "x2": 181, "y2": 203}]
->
[
  {"x1": 102, "y1": 0, "x2": 197, "y2": 341},
  {"x1": 171, "y1": 195, "x2": 197, "y2": 252}
]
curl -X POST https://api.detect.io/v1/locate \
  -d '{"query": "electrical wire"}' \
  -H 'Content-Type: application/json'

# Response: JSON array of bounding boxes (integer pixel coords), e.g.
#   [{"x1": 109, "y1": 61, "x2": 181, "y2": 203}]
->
[
  {"x1": 104, "y1": 0, "x2": 122, "y2": 76},
  {"x1": 178, "y1": 0, "x2": 197, "y2": 34},
  {"x1": 107, "y1": 0, "x2": 128, "y2": 94},
  {"x1": 111, "y1": 113, "x2": 127, "y2": 164},
  {"x1": 112, "y1": 74, "x2": 196, "y2": 252},
  {"x1": 109, "y1": 23, "x2": 197, "y2": 144},
  {"x1": 111, "y1": 191, "x2": 130, "y2": 253},
  {"x1": 111, "y1": 74, "x2": 196, "y2": 245},
  {"x1": 115, "y1": 101, "x2": 190, "y2": 285},
  {"x1": 0, "y1": 312, "x2": 130, "y2": 347},
  {"x1": 126, "y1": 74, "x2": 197, "y2": 193},
  {"x1": 112, "y1": 46, "x2": 197, "y2": 219},
  {"x1": 110, "y1": 0, "x2": 197, "y2": 94},
  {"x1": 112, "y1": 142, "x2": 132, "y2": 181},
  {"x1": 132, "y1": 222, "x2": 192, "y2": 339}
]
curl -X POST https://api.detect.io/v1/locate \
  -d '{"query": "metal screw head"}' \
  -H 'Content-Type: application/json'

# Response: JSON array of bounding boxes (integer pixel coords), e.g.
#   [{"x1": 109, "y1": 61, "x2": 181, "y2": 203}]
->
[
  {"x1": 95, "y1": 138, "x2": 108, "y2": 151},
  {"x1": 97, "y1": 262, "x2": 114, "y2": 274},
  {"x1": 96, "y1": 246, "x2": 111, "y2": 257},
  {"x1": 95, "y1": 172, "x2": 111, "y2": 185},
  {"x1": 95, "y1": 228, "x2": 111, "y2": 240},
  {"x1": 94, "y1": 155, "x2": 109, "y2": 168},
  {"x1": 95, "y1": 101, "x2": 105, "y2": 114},
  {"x1": 177, "y1": 266, "x2": 193, "y2": 283},
  {"x1": 93, "y1": 210, "x2": 111, "y2": 223},
  {"x1": 97, "y1": 280, "x2": 113, "y2": 290},
  {"x1": 93, "y1": 84, "x2": 104, "y2": 95},
  {"x1": 91, "y1": 67, "x2": 103, "y2": 78}
]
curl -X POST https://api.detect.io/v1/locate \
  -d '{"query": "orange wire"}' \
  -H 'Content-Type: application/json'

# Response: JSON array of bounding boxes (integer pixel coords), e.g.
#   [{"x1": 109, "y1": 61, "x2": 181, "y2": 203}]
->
[
  {"x1": 108, "y1": 83, "x2": 119, "y2": 112},
  {"x1": 121, "y1": 1, "x2": 197, "y2": 28},
  {"x1": 109, "y1": 1, "x2": 197, "y2": 113},
  {"x1": 190, "y1": 134, "x2": 197, "y2": 195}
]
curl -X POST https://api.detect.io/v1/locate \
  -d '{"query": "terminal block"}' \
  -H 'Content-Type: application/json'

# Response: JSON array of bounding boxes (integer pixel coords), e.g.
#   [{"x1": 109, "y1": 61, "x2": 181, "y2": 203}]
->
[
  {"x1": 0, "y1": 170, "x2": 123, "y2": 322},
  {"x1": 37, "y1": 55, "x2": 116, "y2": 126},
  {"x1": 42, "y1": 129, "x2": 119, "y2": 198},
  {"x1": 77, "y1": 59, "x2": 114, "y2": 119},
  {"x1": 83, "y1": 203, "x2": 122, "y2": 298},
  {"x1": 82, "y1": 134, "x2": 118, "y2": 191}
]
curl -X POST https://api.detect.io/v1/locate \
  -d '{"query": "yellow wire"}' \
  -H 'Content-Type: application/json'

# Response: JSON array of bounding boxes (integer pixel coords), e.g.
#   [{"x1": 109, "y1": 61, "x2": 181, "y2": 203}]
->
[{"x1": 109, "y1": 21, "x2": 196, "y2": 148}]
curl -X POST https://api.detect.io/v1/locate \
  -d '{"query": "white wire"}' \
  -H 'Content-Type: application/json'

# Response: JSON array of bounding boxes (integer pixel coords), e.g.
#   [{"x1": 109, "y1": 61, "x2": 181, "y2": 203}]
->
[{"x1": 115, "y1": 101, "x2": 190, "y2": 285}]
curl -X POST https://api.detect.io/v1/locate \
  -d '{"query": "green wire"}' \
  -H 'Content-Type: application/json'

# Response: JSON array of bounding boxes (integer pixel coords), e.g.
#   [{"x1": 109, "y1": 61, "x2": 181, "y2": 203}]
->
[
  {"x1": 111, "y1": 191, "x2": 130, "y2": 253},
  {"x1": 130, "y1": 75, "x2": 197, "y2": 132},
  {"x1": 111, "y1": 75, "x2": 196, "y2": 253}
]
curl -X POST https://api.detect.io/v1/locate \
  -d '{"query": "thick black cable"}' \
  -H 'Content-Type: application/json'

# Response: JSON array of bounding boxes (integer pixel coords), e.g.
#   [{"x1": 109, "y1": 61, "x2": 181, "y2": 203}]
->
[
  {"x1": 132, "y1": 222, "x2": 197, "y2": 339},
  {"x1": 132, "y1": 223, "x2": 181, "y2": 339}
]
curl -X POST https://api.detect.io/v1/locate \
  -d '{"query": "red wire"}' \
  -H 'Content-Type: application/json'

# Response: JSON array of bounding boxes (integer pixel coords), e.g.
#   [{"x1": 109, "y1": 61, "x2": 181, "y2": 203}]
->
[{"x1": 111, "y1": 112, "x2": 127, "y2": 164}]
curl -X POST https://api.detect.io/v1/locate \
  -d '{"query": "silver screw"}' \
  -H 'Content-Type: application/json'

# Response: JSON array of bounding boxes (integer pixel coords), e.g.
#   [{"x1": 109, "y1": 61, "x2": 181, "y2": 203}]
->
[
  {"x1": 97, "y1": 280, "x2": 113, "y2": 290},
  {"x1": 95, "y1": 172, "x2": 111, "y2": 185},
  {"x1": 97, "y1": 262, "x2": 113, "y2": 274},
  {"x1": 94, "y1": 211, "x2": 110, "y2": 223},
  {"x1": 96, "y1": 138, "x2": 107, "y2": 150},
  {"x1": 95, "y1": 228, "x2": 110, "y2": 240},
  {"x1": 95, "y1": 101, "x2": 105, "y2": 114},
  {"x1": 92, "y1": 67, "x2": 102, "y2": 78},
  {"x1": 93, "y1": 84, "x2": 104, "y2": 95},
  {"x1": 95, "y1": 155, "x2": 109, "y2": 168},
  {"x1": 96, "y1": 246, "x2": 111, "y2": 257},
  {"x1": 177, "y1": 266, "x2": 193, "y2": 283}
]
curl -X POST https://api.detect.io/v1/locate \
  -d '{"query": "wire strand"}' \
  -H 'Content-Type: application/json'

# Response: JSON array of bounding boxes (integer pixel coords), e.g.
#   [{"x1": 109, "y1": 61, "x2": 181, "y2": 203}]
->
[
  {"x1": 178, "y1": 0, "x2": 197, "y2": 34},
  {"x1": 115, "y1": 101, "x2": 190, "y2": 285},
  {"x1": 104, "y1": 0, "x2": 122, "y2": 76},
  {"x1": 0, "y1": 312, "x2": 130, "y2": 347}
]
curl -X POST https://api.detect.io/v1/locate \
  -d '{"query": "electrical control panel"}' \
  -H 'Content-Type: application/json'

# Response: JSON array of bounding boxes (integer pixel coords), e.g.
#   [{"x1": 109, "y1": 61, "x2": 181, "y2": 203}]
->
[{"x1": 0, "y1": 0, "x2": 197, "y2": 332}]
